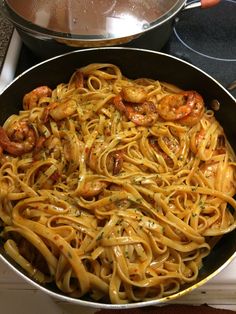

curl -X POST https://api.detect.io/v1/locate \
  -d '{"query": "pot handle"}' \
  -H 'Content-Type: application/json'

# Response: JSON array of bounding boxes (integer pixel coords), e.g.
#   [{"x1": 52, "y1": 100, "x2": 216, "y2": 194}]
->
[
  {"x1": 185, "y1": 0, "x2": 221, "y2": 10},
  {"x1": 201, "y1": 0, "x2": 221, "y2": 8}
]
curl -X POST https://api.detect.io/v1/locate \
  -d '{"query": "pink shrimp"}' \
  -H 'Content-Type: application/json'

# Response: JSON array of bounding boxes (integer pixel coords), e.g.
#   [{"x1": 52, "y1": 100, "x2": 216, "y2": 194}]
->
[
  {"x1": 113, "y1": 95, "x2": 158, "y2": 127},
  {"x1": 191, "y1": 127, "x2": 226, "y2": 157},
  {"x1": 157, "y1": 91, "x2": 204, "y2": 126},
  {"x1": 77, "y1": 180, "x2": 108, "y2": 198},
  {"x1": 23, "y1": 86, "x2": 52, "y2": 110},
  {"x1": 200, "y1": 161, "x2": 235, "y2": 195},
  {"x1": 43, "y1": 99, "x2": 77, "y2": 122},
  {"x1": 121, "y1": 85, "x2": 148, "y2": 103},
  {"x1": 0, "y1": 121, "x2": 36, "y2": 156}
]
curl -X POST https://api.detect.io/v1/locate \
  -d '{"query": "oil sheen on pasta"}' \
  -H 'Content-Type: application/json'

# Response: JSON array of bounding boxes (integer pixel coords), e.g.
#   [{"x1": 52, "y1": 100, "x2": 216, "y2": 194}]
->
[{"x1": 0, "y1": 63, "x2": 235, "y2": 304}]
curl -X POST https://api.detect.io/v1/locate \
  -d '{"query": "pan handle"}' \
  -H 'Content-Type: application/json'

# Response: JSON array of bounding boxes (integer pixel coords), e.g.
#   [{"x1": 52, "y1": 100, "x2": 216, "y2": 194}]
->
[{"x1": 184, "y1": 0, "x2": 221, "y2": 10}]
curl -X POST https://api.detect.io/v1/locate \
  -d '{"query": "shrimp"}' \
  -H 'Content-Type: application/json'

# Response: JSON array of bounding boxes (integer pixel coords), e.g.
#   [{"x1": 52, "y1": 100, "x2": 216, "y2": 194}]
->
[
  {"x1": 121, "y1": 85, "x2": 148, "y2": 103},
  {"x1": 33, "y1": 135, "x2": 63, "y2": 161},
  {"x1": 157, "y1": 91, "x2": 204, "y2": 126},
  {"x1": 0, "y1": 121, "x2": 36, "y2": 156},
  {"x1": 113, "y1": 95, "x2": 158, "y2": 127},
  {"x1": 43, "y1": 99, "x2": 77, "y2": 122},
  {"x1": 23, "y1": 86, "x2": 52, "y2": 110},
  {"x1": 78, "y1": 180, "x2": 107, "y2": 198},
  {"x1": 190, "y1": 113, "x2": 226, "y2": 157},
  {"x1": 87, "y1": 142, "x2": 108, "y2": 172},
  {"x1": 200, "y1": 161, "x2": 235, "y2": 195}
]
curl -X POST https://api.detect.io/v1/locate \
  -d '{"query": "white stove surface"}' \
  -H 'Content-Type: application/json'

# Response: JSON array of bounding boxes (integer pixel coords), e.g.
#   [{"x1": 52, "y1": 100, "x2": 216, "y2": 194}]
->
[
  {"x1": 1, "y1": 31, "x2": 236, "y2": 313},
  {"x1": 0, "y1": 29, "x2": 22, "y2": 93}
]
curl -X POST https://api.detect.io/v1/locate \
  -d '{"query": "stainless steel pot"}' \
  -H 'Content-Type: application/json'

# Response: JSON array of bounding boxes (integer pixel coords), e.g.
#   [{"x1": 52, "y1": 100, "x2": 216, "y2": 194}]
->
[
  {"x1": 0, "y1": 47, "x2": 235, "y2": 309},
  {"x1": 0, "y1": 0, "x2": 220, "y2": 58}
]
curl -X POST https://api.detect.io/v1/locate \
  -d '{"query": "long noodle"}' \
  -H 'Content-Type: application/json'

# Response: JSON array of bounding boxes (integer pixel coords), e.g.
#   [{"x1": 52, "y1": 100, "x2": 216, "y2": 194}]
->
[{"x1": 0, "y1": 63, "x2": 235, "y2": 303}]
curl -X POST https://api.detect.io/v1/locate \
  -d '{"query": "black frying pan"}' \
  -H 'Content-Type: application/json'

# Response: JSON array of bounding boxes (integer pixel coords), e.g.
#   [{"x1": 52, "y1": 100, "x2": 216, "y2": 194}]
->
[{"x1": 0, "y1": 47, "x2": 236, "y2": 309}]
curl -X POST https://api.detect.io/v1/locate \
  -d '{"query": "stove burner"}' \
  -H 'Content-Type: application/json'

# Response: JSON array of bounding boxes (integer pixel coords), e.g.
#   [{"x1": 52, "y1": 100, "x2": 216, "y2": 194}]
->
[{"x1": 173, "y1": 0, "x2": 236, "y2": 61}]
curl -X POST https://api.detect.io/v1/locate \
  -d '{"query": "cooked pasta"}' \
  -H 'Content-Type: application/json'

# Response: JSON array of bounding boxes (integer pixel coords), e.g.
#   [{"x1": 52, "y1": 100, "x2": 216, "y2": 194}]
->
[{"x1": 0, "y1": 63, "x2": 235, "y2": 304}]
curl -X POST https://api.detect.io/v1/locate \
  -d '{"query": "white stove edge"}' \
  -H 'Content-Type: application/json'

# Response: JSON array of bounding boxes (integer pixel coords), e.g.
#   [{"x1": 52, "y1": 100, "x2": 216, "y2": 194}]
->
[
  {"x1": 0, "y1": 30, "x2": 236, "y2": 312},
  {"x1": 0, "y1": 29, "x2": 22, "y2": 93}
]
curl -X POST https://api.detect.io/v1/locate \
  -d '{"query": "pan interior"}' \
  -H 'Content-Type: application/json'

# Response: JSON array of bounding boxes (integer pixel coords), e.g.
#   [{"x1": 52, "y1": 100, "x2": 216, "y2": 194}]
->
[{"x1": 0, "y1": 48, "x2": 236, "y2": 308}]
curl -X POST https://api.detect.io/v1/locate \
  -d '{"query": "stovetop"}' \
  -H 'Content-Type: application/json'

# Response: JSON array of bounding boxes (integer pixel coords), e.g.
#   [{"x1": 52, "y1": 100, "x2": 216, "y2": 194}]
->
[{"x1": 166, "y1": 0, "x2": 236, "y2": 97}]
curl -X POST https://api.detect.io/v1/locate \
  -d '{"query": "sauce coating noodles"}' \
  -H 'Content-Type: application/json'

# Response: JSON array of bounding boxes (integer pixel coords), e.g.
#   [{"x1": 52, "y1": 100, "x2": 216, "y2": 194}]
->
[{"x1": 0, "y1": 63, "x2": 236, "y2": 304}]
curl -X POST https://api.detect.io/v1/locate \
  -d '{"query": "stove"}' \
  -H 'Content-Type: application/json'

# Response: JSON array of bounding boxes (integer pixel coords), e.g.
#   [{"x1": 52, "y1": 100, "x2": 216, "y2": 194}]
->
[
  {"x1": 0, "y1": 0, "x2": 236, "y2": 311},
  {"x1": 167, "y1": 0, "x2": 236, "y2": 98}
]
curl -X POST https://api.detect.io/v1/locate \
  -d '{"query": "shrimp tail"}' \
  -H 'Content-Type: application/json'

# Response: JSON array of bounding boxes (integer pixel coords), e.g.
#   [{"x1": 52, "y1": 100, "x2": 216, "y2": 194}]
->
[{"x1": 23, "y1": 86, "x2": 52, "y2": 110}]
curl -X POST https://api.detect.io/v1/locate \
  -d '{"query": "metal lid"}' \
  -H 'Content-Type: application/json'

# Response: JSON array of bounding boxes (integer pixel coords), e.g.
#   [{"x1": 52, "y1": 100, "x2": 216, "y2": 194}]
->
[{"x1": 3, "y1": 0, "x2": 185, "y2": 40}]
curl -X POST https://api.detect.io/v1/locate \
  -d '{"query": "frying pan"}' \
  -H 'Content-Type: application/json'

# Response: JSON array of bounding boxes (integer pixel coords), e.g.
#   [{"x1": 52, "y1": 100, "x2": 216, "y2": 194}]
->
[{"x1": 0, "y1": 47, "x2": 236, "y2": 309}]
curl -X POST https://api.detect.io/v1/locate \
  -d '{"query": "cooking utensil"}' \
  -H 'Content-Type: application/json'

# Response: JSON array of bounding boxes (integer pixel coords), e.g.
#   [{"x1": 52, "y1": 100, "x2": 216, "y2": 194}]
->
[
  {"x1": 0, "y1": 0, "x2": 220, "y2": 58},
  {"x1": 0, "y1": 47, "x2": 235, "y2": 309}
]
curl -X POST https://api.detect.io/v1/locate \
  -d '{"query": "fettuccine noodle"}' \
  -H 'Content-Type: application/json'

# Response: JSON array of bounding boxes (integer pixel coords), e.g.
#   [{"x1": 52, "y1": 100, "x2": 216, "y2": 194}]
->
[{"x1": 0, "y1": 63, "x2": 235, "y2": 304}]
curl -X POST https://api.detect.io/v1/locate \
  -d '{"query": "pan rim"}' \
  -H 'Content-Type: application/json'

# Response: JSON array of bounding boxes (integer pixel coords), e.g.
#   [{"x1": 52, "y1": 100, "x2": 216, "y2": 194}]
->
[{"x1": 1, "y1": 47, "x2": 235, "y2": 103}]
